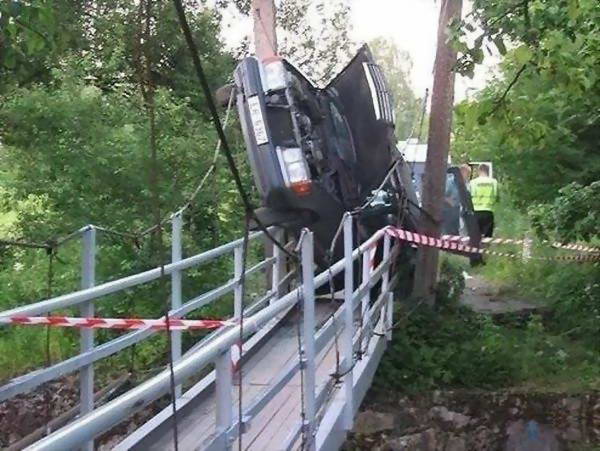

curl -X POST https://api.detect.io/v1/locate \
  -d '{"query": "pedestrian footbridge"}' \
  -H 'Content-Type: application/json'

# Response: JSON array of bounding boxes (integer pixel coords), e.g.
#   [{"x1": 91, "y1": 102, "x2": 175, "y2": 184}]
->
[{"x1": 0, "y1": 214, "x2": 399, "y2": 450}]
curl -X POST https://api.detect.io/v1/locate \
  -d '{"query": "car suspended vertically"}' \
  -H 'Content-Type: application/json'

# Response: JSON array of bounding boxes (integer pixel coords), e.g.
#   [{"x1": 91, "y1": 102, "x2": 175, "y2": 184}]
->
[{"x1": 233, "y1": 45, "x2": 420, "y2": 265}]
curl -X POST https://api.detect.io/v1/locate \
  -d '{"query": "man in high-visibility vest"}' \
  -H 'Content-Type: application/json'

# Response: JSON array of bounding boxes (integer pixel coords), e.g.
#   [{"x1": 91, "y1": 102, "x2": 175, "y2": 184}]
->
[{"x1": 470, "y1": 164, "x2": 499, "y2": 237}]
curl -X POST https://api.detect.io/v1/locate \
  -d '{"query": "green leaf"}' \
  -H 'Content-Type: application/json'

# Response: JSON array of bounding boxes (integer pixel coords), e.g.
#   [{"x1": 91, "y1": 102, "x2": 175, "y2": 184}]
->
[
  {"x1": 514, "y1": 46, "x2": 533, "y2": 65},
  {"x1": 567, "y1": 0, "x2": 580, "y2": 21},
  {"x1": 4, "y1": 51, "x2": 16, "y2": 69}
]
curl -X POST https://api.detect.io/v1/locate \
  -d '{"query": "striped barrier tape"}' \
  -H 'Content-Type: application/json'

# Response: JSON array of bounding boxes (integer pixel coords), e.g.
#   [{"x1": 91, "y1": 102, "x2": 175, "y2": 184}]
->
[
  {"x1": 440, "y1": 234, "x2": 600, "y2": 254},
  {"x1": 0, "y1": 315, "x2": 234, "y2": 330},
  {"x1": 388, "y1": 227, "x2": 600, "y2": 263}
]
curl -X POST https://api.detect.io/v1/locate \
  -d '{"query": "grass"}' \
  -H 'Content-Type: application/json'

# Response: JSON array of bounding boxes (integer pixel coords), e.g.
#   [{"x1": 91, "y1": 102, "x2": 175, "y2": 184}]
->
[
  {"x1": 374, "y1": 198, "x2": 600, "y2": 394},
  {"x1": 0, "y1": 231, "x2": 273, "y2": 382}
]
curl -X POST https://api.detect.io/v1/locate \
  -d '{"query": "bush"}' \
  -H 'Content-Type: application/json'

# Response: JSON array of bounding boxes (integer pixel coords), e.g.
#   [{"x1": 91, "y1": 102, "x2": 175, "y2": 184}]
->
[{"x1": 374, "y1": 255, "x2": 600, "y2": 393}]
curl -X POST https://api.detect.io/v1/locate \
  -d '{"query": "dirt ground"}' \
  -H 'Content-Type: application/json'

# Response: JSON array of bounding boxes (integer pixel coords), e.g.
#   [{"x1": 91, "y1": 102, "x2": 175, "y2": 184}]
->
[{"x1": 459, "y1": 272, "x2": 539, "y2": 314}]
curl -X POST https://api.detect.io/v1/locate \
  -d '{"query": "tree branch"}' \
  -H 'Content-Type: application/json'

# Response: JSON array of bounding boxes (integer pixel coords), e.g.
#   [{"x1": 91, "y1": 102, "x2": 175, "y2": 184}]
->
[{"x1": 490, "y1": 63, "x2": 528, "y2": 116}]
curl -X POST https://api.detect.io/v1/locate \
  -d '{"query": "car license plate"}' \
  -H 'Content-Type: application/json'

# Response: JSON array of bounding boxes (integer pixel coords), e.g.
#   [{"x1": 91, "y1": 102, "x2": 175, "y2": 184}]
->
[{"x1": 248, "y1": 96, "x2": 268, "y2": 145}]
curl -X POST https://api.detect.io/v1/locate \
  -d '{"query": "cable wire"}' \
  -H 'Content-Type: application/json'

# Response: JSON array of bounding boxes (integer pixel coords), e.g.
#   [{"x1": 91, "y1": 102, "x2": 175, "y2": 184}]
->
[
  {"x1": 137, "y1": 0, "x2": 179, "y2": 447},
  {"x1": 237, "y1": 212, "x2": 251, "y2": 450},
  {"x1": 171, "y1": 0, "x2": 297, "y2": 262}
]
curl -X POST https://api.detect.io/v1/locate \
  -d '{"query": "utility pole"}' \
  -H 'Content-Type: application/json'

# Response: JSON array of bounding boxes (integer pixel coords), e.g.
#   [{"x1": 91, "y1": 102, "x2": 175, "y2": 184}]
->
[
  {"x1": 252, "y1": 0, "x2": 279, "y2": 289},
  {"x1": 413, "y1": 0, "x2": 463, "y2": 305},
  {"x1": 252, "y1": 0, "x2": 278, "y2": 61}
]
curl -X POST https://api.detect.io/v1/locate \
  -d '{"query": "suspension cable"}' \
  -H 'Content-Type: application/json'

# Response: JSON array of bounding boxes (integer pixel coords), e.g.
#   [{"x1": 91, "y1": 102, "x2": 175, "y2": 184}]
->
[
  {"x1": 170, "y1": 0, "x2": 297, "y2": 262},
  {"x1": 137, "y1": 0, "x2": 179, "y2": 447},
  {"x1": 43, "y1": 249, "x2": 55, "y2": 437},
  {"x1": 237, "y1": 212, "x2": 251, "y2": 450}
]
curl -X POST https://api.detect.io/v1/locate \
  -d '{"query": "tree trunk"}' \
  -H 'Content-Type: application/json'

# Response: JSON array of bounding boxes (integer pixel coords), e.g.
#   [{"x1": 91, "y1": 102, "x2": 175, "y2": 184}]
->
[
  {"x1": 251, "y1": 0, "x2": 279, "y2": 289},
  {"x1": 252, "y1": 0, "x2": 278, "y2": 61},
  {"x1": 413, "y1": 0, "x2": 463, "y2": 305}
]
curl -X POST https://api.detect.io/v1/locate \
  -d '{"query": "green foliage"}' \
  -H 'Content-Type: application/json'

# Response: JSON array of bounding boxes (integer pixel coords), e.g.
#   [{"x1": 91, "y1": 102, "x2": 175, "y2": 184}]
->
[
  {"x1": 1, "y1": 0, "x2": 357, "y2": 382},
  {"x1": 222, "y1": 0, "x2": 354, "y2": 85},
  {"x1": 530, "y1": 181, "x2": 600, "y2": 243},
  {"x1": 436, "y1": 257, "x2": 467, "y2": 308},
  {"x1": 0, "y1": 2, "x2": 252, "y2": 380},
  {"x1": 476, "y1": 202, "x2": 600, "y2": 367},
  {"x1": 375, "y1": 214, "x2": 600, "y2": 393},
  {"x1": 453, "y1": 0, "x2": 600, "y2": 206},
  {"x1": 375, "y1": 299, "x2": 600, "y2": 393}
]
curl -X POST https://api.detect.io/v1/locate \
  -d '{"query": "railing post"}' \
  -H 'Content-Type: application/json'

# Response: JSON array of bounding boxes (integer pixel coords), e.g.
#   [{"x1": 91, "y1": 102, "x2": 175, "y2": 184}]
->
[
  {"x1": 386, "y1": 292, "x2": 394, "y2": 342},
  {"x1": 215, "y1": 349, "x2": 233, "y2": 449},
  {"x1": 271, "y1": 228, "x2": 286, "y2": 302},
  {"x1": 342, "y1": 214, "x2": 354, "y2": 429},
  {"x1": 381, "y1": 234, "x2": 391, "y2": 294},
  {"x1": 301, "y1": 230, "x2": 316, "y2": 448},
  {"x1": 382, "y1": 234, "x2": 393, "y2": 342},
  {"x1": 80, "y1": 225, "x2": 96, "y2": 451},
  {"x1": 171, "y1": 213, "x2": 183, "y2": 398},
  {"x1": 234, "y1": 246, "x2": 244, "y2": 319},
  {"x1": 361, "y1": 244, "x2": 372, "y2": 355}
]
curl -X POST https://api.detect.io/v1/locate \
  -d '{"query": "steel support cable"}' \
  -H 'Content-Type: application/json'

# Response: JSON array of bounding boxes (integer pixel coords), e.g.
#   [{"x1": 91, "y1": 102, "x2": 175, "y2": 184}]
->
[
  {"x1": 373, "y1": 297, "x2": 426, "y2": 337},
  {"x1": 408, "y1": 88, "x2": 430, "y2": 178},
  {"x1": 237, "y1": 212, "x2": 251, "y2": 451},
  {"x1": 170, "y1": 0, "x2": 297, "y2": 262},
  {"x1": 350, "y1": 223, "x2": 368, "y2": 361},
  {"x1": 0, "y1": 239, "x2": 52, "y2": 250},
  {"x1": 137, "y1": 0, "x2": 179, "y2": 447},
  {"x1": 43, "y1": 250, "x2": 55, "y2": 437},
  {"x1": 293, "y1": 230, "x2": 310, "y2": 450},
  {"x1": 294, "y1": 287, "x2": 308, "y2": 450}
]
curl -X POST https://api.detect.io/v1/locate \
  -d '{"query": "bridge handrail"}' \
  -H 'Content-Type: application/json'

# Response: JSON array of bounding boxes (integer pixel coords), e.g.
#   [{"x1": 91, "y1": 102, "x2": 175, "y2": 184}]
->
[
  {"x1": 27, "y1": 224, "x2": 388, "y2": 451},
  {"x1": 0, "y1": 230, "x2": 265, "y2": 318},
  {"x1": 0, "y1": 226, "x2": 280, "y2": 402}
]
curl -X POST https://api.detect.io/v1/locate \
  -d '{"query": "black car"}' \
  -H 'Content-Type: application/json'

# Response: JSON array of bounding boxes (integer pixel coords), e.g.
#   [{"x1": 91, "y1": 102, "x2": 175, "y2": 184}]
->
[{"x1": 233, "y1": 45, "x2": 419, "y2": 264}]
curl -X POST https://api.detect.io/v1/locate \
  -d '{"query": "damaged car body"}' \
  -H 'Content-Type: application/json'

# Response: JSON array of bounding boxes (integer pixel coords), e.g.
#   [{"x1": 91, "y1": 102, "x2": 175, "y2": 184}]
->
[{"x1": 233, "y1": 45, "x2": 420, "y2": 264}]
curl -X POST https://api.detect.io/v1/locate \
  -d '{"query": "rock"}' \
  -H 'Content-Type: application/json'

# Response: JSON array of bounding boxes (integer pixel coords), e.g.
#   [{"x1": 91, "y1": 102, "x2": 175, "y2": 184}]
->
[
  {"x1": 385, "y1": 433, "x2": 422, "y2": 451},
  {"x1": 471, "y1": 426, "x2": 494, "y2": 451},
  {"x1": 429, "y1": 406, "x2": 470, "y2": 430},
  {"x1": 420, "y1": 428, "x2": 438, "y2": 451},
  {"x1": 563, "y1": 397, "x2": 581, "y2": 414},
  {"x1": 505, "y1": 419, "x2": 563, "y2": 451},
  {"x1": 445, "y1": 435, "x2": 466, "y2": 451},
  {"x1": 354, "y1": 410, "x2": 395, "y2": 435}
]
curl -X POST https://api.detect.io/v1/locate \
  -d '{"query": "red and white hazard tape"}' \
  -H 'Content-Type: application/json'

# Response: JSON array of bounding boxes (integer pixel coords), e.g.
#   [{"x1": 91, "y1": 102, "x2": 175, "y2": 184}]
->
[
  {"x1": 389, "y1": 228, "x2": 600, "y2": 263},
  {"x1": 441, "y1": 234, "x2": 600, "y2": 254},
  {"x1": 0, "y1": 315, "x2": 234, "y2": 330}
]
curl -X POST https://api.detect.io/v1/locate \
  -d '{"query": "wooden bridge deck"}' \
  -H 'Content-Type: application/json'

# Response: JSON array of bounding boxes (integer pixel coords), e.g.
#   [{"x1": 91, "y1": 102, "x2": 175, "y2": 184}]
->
[{"x1": 123, "y1": 302, "x2": 344, "y2": 451}]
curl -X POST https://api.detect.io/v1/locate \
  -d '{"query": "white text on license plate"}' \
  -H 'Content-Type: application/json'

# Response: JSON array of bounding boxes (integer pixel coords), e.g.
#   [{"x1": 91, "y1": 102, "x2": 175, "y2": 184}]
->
[{"x1": 248, "y1": 96, "x2": 268, "y2": 145}]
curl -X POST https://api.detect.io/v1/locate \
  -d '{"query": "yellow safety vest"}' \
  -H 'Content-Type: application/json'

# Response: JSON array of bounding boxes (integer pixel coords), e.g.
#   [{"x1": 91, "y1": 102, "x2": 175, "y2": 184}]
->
[{"x1": 470, "y1": 176, "x2": 499, "y2": 212}]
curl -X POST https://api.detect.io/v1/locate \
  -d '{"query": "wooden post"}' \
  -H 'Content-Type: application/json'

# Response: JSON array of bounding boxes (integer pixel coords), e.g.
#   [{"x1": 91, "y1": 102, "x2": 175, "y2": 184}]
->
[
  {"x1": 413, "y1": 0, "x2": 463, "y2": 305},
  {"x1": 252, "y1": 0, "x2": 279, "y2": 291},
  {"x1": 252, "y1": 0, "x2": 278, "y2": 61}
]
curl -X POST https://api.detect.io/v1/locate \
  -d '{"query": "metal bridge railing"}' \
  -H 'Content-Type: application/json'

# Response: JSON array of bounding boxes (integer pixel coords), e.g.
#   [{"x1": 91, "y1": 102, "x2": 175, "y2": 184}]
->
[
  {"x1": 0, "y1": 216, "x2": 289, "y2": 450},
  {"x1": 2, "y1": 214, "x2": 399, "y2": 451}
]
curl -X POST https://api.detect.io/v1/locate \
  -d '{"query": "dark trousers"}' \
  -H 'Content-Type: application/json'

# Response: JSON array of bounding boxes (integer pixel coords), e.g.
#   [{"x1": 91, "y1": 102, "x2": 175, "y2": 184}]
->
[{"x1": 475, "y1": 210, "x2": 495, "y2": 237}]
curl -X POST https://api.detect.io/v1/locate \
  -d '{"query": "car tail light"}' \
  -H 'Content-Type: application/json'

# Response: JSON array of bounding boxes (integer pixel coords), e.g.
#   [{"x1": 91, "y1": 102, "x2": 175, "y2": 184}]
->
[
  {"x1": 290, "y1": 180, "x2": 312, "y2": 196},
  {"x1": 263, "y1": 57, "x2": 287, "y2": 92},
  {"x1": 276, "y1": 147, "x2": 312, "y2": 196}
]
